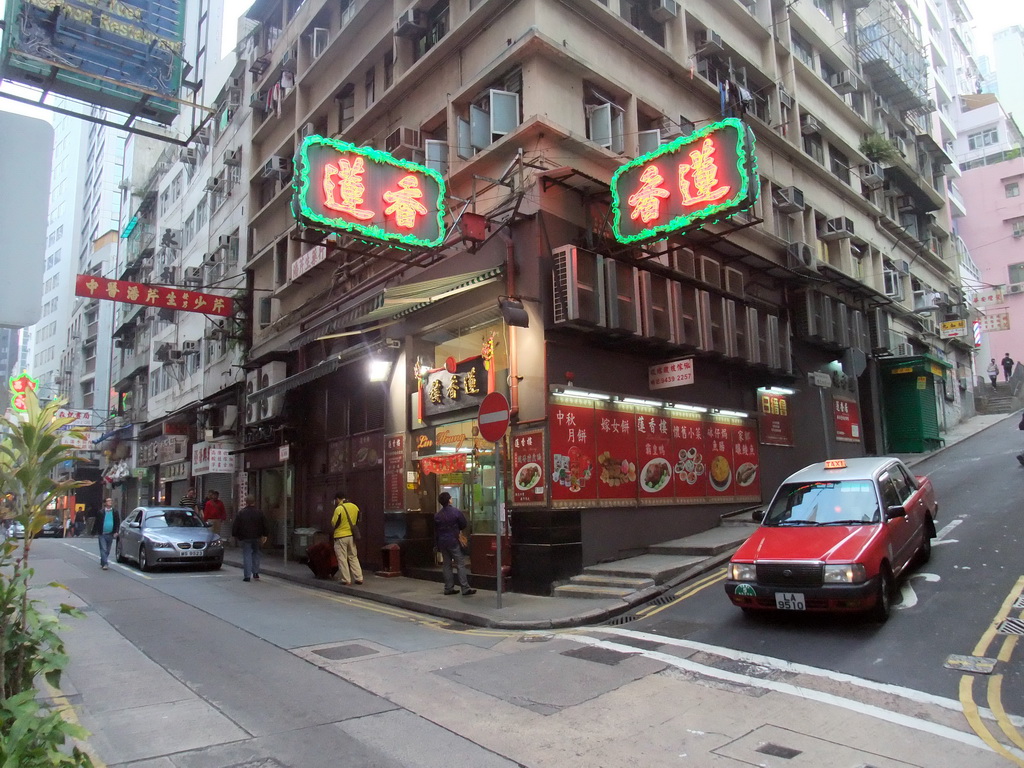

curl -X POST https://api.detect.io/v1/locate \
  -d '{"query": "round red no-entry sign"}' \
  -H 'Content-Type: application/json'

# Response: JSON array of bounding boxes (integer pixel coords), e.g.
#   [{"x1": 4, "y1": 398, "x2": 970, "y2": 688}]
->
[{"x1": 477, "y1": 392, "x2": 510, "y2": 443}]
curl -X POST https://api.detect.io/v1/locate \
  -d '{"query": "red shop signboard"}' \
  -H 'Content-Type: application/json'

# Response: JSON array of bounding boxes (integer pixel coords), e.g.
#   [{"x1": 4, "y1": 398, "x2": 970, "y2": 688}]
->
[
  {"x1": 383, "y1": 434, "x2": 405, "y2": 511},
  {"x1": 548, "y1": 399, "x2": 597, "y2": 506},
  {"x1": 758, "y1": 390, "x2": 794, "y2": 447},
  {"x1": 704, "y1": 417, "x2": 761, "y2": 500},
  {"x1": 594, "y1": 402, "x2": 640, "y2": 505},
  {"x1": 669, "y1": 412, "x2": 709, "y2": 503},
  {"x1": 511, "y1": 429, "x2": 546, "y2": 507},
  {"x1": 834, "y1": 397, "x2": 862, "y2": 443},
  {"x1": 636, "y1": 409, "x2": 675, "y2": 505}
]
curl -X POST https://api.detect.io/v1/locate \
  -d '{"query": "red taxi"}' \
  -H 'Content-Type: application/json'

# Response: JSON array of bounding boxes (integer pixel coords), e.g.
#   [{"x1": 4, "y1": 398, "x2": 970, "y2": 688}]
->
[{"x1": 725, "y1": 457, "x2": 937, "y2": 622}]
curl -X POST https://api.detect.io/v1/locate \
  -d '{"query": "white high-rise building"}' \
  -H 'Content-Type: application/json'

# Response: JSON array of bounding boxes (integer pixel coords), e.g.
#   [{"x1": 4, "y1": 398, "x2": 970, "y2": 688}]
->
[{"x1": 993, "y1": 26, "x2": 1024, "y2": 127}]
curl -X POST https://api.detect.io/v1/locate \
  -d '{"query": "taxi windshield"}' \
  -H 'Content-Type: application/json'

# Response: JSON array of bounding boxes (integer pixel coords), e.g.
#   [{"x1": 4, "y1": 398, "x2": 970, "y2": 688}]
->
[{"x1": 764, "y1": 480, "x2": 880, "y2": 526}]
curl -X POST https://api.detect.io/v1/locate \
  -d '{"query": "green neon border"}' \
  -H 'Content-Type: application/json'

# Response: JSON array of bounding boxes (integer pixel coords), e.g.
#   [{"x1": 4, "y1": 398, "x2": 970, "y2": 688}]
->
[
  {"x1": 9, "y1": 371, "x2": 39, "y2": 412},
  {"x1": 292, "y1": 135, "x2": 448, "y2": 249},
  {"x1": 610, "y1": 117, "x2": 759, "y2": 245}
]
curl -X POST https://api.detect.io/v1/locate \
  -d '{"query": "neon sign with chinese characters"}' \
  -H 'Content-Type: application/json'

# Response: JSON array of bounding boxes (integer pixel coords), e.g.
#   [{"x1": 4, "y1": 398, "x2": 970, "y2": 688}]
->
[
  {"x1": 292, "y1": 135, "x2": 447, "y2": 248},
  {"x1": 610, "y1": 117, "x2": 758, "y2": 245},
  {"x1": 9, "y1": 372, "x2": 39, "y2": 412}
]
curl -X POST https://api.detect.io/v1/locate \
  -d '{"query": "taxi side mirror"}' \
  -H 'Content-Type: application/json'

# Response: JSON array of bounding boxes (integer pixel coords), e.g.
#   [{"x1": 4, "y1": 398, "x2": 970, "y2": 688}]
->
[
  {"x1": 752, "y1": 509, "x2": 766, "y2": 522},
  {"x1": 885, "y1": 505, "x2": 907, "y2": 520}
]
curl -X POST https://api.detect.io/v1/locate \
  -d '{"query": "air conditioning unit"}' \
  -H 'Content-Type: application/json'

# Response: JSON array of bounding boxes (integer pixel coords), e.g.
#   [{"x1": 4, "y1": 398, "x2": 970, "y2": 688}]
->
[
  {"x1": 183, "y1": 266, "x2": 203, "y2": 285},
  {"x1": 551, "y1": 245, "x2": 607, "y2": 328},
  {"x1": 202, "y1": 253, "x2": 219, "y2": 267},
  {"x1": 830, "y1": 69, "x2": 861, "y2": 95},
  {"x1": 774, "y1": 186, "x2": 805, "y2": 213},
  {"x1": 300, "y1": 122, "x2": 316, "y2": 139},
  {"x1": 181, "y1": 340, "x2": 200, "y2": 354},
  {"x1": 218, "y1": 234, "x2": 236, "y2": 250},
  {"x1": 224, "y1": 149, "x2": 241, "y2": 166},
  {"x1": 873, "y1": 95, "x2": 890, "y2": 118},
  {"x1": 786, "y1": 242, "x2": 817, "y2": 274},
  {"x1": 895, "y1": 259, "x2": 911, "y2": 275},
  {"x1": 801, "y1": 114, "x2": 821, "y2": 135},
  {"x1": 244, "y1": 369, "x2": 261, "y2": 423},
  {"x1": 778, "y1": 84, "x2": 793, "y2": 110},
  {"x1": 114, "y1": 339, "x2": 130, "y2": 349},
  {"x1": 862, "y1": 162, "x2": 884, "y2": 186},
  {"x1": 1013, "y1": 229, "x2": 1024, "y2": 239},
  {"x1": 167, "y1": 348, "x2": 186, "y2": 363},
  {"x1": 395, "y1": 8, "x2": 424, "y2": 37},
  {"x1": 205, "y1": 177, "x2": 222, "y2": 192},
  {"x1": 226, "y1": 87, "x2": 241, "y2": 110},
  {"x1": 894, "y1": 342, "x2": 913, "y2": 357},
  {"x1": 258, "y1": 362, "x2": 287, "y2": 420},
  {"x1": 262, "y1": 155, "x2": 292, "y2": 179},
  {"x1": 386, "y1": 126, "x2": 421, "y2": 160},
  {"x1": 180, "y1": 146, "x2": 198, "y2": 164},
  {"x1": 196, "y1": 125, "x2": 211, "y2": 144},
  {"x1": 821, "y1": 216, "x2": 855, "y2": 240},
  {"x1": 651, "y1": 0, "x2": 679, "y2": 22},
  {"x1": 893, "y1": 135, "x2": 908, "y2": 157},
  {"x1": 698, "y1": 30, "x2": 725, "y2": 54},
  {"x1": 1009, "y1": 283, "x2": 1024, "y2": 294},
  {"x1": 896, "y1": 195, "x2": 915, "y2": 212}
]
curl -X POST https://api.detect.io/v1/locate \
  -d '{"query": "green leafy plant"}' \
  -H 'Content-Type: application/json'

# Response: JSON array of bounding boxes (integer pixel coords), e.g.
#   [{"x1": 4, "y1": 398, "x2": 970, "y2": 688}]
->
[
  {"x1": 860, "y1": 133, "x2": 900, "y2": 164},
  {"x1": 0, "y1": 390, "x2": 94, "y2": 767}
]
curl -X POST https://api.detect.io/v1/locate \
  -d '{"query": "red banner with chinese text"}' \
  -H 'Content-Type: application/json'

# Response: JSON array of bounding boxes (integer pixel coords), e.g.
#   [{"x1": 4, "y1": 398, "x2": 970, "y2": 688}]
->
[
  {"x1": 834, "y1": 397, "x2": 861, "y2": 443},
  {"x1": 75, "y1": 274, "x2": 234, "y2": 317},
  {"x1": 511, "y1": 429, "x2": 546, "y2": 506},
  {"x1": 419, "y1": 453, "x2": 467, "y2": 475},
  {"x1": 758, "y1": 391, "x2": 793, "y2": 447},
  {"x1": 594, "y1": 403, "x2": 640, "y2": 504},
  {"x1": 548, "y1": 400, "x2": 597, "y2": 505},
  {"x1": 670, "y1": 413, "x2": 709, "y2": 502},
  {"x1": 636, "y1": 409, "x2": 675, "y2": 504},
  {"x1": 732, "y1": 421, "x2": 761, "y2": 501}
]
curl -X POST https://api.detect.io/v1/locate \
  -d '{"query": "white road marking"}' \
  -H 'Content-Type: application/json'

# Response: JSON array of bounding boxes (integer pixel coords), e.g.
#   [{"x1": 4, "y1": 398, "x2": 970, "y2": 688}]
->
[
  {"x1": 896, "y1": 572, "x2": 941, "y2": 610},
  {"x1": 580, "y1": 626, "x2": 1024, "y2": 727},
  {"x1": 934, "y1": 539, "x2": 958, "y2": 547},
  {"x1": 937, "y1": 519, "x2": 962, "y2": 540},
  {"x1": 569, "y1": 633, "x2": 1002, "y2": 753}
]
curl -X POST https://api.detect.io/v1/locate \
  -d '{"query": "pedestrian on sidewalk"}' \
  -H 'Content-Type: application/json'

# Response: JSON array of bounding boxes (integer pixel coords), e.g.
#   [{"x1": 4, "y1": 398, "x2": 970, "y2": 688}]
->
[
  {"x1": 331, "y1": 492, "x2": 363, "y2": 586},
  {"x1": 203, "y1": 490, "x2": 227, "y2": 535},
  {"x1": 434, "y1": 492, "x2": 475, "y2": 596},
  {"x1": 96, "y1": 498, "x2": 121, "y2": 570},
  {"x1": 179, "y1": 486, "x2": 198, "y2": 512},
  {"x1": 73, "y1": 507, "x2": 86, "y2": 537},
  {"x1": 988, "y1": 359, "x2": 999, "y2": 389},
  {"x1": 232, "y1": 495, "x2": 267, "y2": 582},
  {"x1": 1002, "y1": 353, "x2": 1015, "y2": 382}
]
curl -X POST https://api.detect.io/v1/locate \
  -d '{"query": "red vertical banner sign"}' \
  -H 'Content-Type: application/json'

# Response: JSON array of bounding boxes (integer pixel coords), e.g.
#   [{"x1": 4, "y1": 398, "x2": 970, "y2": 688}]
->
[
  {"x1": 757, "y1": 389, "x2": 794, "y2": 447},
  {"x1": 548, "y1": 398, "x2": 598, "y2": 506},
  {"x1": 670, "y1": 410, "x2": 709, "y2": 502},
  {"x1": 594, "y1": 402, "x2": 639, "y2": 505},
  {"x1": 731, "y1": 420, "x2": 761, "y2": 501},
  {"x1": 383, "y1": 434, "x2": 405, "y2": 511},
  {"x1": 705, "y1": 416, "x2": 737, "y2": 499},
  {"x1": 636, "y1": 409, "x2": 674, "y2": 504},
  {"x1": 511, "y1": 429, "x2": 546, "y2": 507},
  {"x1": 833, "y1": 397, "x2": 862, "y2": 443}
]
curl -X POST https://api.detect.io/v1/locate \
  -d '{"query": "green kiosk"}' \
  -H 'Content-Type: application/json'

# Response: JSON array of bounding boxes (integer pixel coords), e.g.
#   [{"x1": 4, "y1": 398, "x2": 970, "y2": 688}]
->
[{"x1": 879, "y1": 354, "x2": 952, "y2": 453}]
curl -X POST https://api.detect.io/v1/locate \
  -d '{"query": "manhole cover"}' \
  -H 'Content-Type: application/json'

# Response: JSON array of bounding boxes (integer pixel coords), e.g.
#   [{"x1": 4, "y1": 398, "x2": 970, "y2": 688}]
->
[
  {"x1": 756, "y1": 743, "x2": 802, "y2": 759},
  {"x1": 997, "y1": 618, "x2": 1024, "y2": 635},
  {"x1": 313, "y1": 644, "x2": 379, "y2": 660},
  {"x1": 944, "y1": 654, "x2": 997, "y2": 673},
  {"x1": 561, "y1": 646, "x2": 633, "y2": 666}
]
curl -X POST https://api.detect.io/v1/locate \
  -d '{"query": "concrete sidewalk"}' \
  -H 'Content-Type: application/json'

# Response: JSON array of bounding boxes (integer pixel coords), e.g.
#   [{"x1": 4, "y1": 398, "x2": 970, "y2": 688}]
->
[{"x1": 227, "y1": 411, "x2": 1017, "y2": 630}]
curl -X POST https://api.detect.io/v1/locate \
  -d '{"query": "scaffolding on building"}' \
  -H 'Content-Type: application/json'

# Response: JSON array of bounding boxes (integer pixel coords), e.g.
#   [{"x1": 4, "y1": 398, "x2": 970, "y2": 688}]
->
[{"x1": 858, "y1": 1, "x2": 929, "y2": 113}]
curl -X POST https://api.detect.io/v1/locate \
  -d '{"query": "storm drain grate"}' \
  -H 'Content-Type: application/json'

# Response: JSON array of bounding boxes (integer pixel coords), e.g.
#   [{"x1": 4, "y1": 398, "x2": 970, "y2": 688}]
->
[
  {"x1": 313, "y1": 643, "x2": 379, "y2": 660},
  {"x1": 648, "y1": 593, "x2": 677, "y2": 607},
  {"x1": 1014, "y1": 596, "x2": 1024, "y2": 610},
  {"x1": 603, "y1": 613, "x2": 638, "y2": 626},
  {"x1": 996, "y1": 617, "x2": 1024, "y2": 635},
  {"x1": 755, "y1": 743, "x2": 802, "y2": 759}
]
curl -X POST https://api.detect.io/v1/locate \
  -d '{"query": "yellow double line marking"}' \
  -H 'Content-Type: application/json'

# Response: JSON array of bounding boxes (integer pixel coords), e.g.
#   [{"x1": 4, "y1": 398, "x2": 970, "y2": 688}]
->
[
  {"x1": 960, "y1": 575, "x2": 1024, "y2": 763},
  {"x1": 632, "y1": 568, "x2": 727, "y2": 620}
]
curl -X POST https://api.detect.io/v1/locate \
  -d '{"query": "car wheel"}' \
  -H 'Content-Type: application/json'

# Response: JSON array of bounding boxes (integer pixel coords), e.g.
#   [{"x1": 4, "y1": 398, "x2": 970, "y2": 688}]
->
[
  {"x1": 870, "y1": 568, "x2": 893, "y2": 623},
  {"x1": 138, "y1": 545, "x2": 150, "y2": 572},
  {"x1": 115, "y1": 540, "x2": 126, "y2": 564},
  {"x1": 916, "y1": 517, "x2": 934, "y2": 566}
]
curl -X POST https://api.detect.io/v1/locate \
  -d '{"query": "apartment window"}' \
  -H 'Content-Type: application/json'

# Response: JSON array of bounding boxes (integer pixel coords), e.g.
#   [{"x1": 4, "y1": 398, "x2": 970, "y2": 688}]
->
[
  {"x1": 813, "y1": 0, "x2": 834, "y2": 22},
  {"x1": 1009, "y1": 262, "x2": 1024, "y2": 284},
  {"x1": 457, "y1": 70, "x2": 522, "y2": 158},
  {"x1": 829, "y1": 146, "x2": 851, "y2": 184},
  {"x1": 383, "y1": 51, "x2": 393, "y2": 90},
  {"x1": 364, "y1": 67, "x2": 375, "y2": 109},
  {"x1": 337, "y1": 85, "x2": 355, "y2": 134},
  {"x1": 583, "y1": 83, "x2": 625, "y2": 154},
  {"x1": 415, "y1": 1, "x2": 449, "y2": 60},
  {"x1": 803, "y1": 132, "x2": 824, "y2": 164},
  {"x1": 792, "y1": 32, "x2": 814, "y2": 67},
  {"x1": 967, "y1": 128, "x2": 998, "y2": 151},
  {"x1": 883, "y1": 263, "x2": 904, "y2": 299},
  {"x1": 1007, "y1": 182, "x2": 1020, "y2": 198},
  {"x1": 621, "y1": 0, "x2": 666, "y2": 46}
]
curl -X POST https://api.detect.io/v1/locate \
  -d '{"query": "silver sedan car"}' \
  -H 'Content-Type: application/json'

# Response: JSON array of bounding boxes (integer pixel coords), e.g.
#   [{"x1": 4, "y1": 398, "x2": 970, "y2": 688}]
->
[{"x1": 115, "y1": 506, "x2": 224, "y2": 571}]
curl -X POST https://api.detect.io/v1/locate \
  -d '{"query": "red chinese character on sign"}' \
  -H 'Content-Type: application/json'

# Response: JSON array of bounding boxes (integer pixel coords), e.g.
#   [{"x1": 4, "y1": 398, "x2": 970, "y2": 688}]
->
[
  {"x1": 323, "y1": 156, "x2": 375, "y2": 220},
  {"x1": 678, "y1": 138, "x2": 731, "y2": 207},
  {"x1": 627, "y1": 165, "x2": 670, "y2": 224},
  {"x1": 383, "y1": 174, "x2": 428, "y2": 229}
]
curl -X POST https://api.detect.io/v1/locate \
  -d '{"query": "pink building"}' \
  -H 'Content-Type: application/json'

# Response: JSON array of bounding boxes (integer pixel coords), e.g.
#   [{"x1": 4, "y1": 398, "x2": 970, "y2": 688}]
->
[{"x1": 955, "y1": 95, "x2": 1024, "y2": 369}]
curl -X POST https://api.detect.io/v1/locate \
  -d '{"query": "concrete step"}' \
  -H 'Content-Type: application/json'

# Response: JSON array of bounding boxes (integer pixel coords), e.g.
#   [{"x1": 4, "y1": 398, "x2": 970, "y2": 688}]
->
[
  {"x1": 583, "y1": 553, "x2": 706, "y2": 584},
  {"x1": 552, "y1": 583, "x2": 636, "y2": 599},
  {"x1": 648, "y1": 526, "x2": 756, "y2": 557},
  {"x1": 568, "y1": 574, "x2": 656, "y2": 590}
]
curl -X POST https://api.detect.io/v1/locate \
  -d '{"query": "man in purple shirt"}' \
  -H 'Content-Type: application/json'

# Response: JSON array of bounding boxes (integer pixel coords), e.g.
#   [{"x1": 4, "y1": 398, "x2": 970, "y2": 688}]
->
[{"x1": 433, "y1": 492, "x2": 476, "y2": 596}]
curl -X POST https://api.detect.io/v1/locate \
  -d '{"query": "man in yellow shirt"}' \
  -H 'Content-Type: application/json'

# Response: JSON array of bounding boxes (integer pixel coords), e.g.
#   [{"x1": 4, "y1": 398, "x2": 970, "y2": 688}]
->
[{"x1": 331, "y1": 491, "x2": 363, "y2": 585}]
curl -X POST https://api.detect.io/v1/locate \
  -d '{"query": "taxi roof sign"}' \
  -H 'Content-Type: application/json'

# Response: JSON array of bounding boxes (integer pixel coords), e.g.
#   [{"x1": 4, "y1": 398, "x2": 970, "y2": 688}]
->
[{"x1": 823, "y1": 459, "x2": 847, "y2": 470}]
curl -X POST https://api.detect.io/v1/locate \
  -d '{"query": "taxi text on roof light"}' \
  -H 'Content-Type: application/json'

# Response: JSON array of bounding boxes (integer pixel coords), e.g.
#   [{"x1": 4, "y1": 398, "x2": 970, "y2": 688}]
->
[{"x1": 824, "y1": 459, "x2": 847, "y2": 470}]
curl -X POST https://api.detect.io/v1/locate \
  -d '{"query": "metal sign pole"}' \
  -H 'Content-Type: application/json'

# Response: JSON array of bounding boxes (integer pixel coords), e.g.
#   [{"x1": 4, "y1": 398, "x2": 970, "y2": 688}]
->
[{"x1": 495, "y1": 438, "x2": 503, "y2": 609}]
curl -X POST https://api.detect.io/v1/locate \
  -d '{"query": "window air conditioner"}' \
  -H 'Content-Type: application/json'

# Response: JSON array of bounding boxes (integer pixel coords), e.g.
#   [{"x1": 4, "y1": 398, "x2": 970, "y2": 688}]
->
[
  {"x1": 395, "y1": 8, "x2": 424, "y2": 37},
  {"x1": 1009, "y1": 283, "x2": 1024, "y2": 294},
  {"x1": 830, "y1": 69, "x2": 861, "y2": 95},
  {"x1": 862, "y1": 162, "x2": 884, "y2": 186},
  {"x1": 385, "y1": 126, "x2": 421, "y2": 160},
  {"x1": 224, "y1": 149, "x2": 241, "y2": 166},
  {"x1": 699, "y1": 30, "x2": 724, "y2": 54},
  {"x1": 778, "y1": 84, "x2": 793, "y2": 110},
  {"x1": 183, "y1": 266, "x2": 203, "y2": 285},
  {"x1": 205, "y1": 177, "x2": 222, "y2": 192},
  {"x1": 218, "y1": 234, "x2": 236, "y2": 250},
  {"x1": 786, "y1": 242, "x2": 817, "y2": 274},
  {"x1": 651, "y1": 0, "x2": 679, "y2": 23},
  {"x1": 203, "y1": 253, "x2": 219, "y2": 267},
  {"x1": 774, "y1": 186, "x2": 805, "y2": 213},
  {"x1": 262, "y1": 156, "x2": 292, "y2": 179},
  {"x1": 821, "y1": 216, "x2": 855, "y2": 240},
  {"x1": 801, "y1": 114, "x2": 821, "y2": 135},
  {"x1": 181, "y1": 340, "x2": 200, "y2": 354},
  {"x1": 180, "y1": 146, "x2": 198, "y2": 164}
]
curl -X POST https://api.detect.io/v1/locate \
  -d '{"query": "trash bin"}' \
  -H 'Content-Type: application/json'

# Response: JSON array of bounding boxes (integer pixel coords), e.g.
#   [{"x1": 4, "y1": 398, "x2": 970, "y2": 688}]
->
[{"x1": 292, "y1": 527, "x2": 319, "y2": 561}]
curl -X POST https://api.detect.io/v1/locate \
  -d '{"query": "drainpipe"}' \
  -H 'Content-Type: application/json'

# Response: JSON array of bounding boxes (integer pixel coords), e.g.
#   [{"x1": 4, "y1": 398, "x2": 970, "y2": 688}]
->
[{"x1": 497, "y1": 228, "x2": 520, "y2": 421}]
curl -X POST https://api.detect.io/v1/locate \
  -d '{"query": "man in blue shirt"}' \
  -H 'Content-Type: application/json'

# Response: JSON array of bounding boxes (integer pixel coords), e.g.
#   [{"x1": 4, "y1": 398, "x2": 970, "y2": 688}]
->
[{"x1": 97, "y1": 497, "x2": 121, "y2": 570}]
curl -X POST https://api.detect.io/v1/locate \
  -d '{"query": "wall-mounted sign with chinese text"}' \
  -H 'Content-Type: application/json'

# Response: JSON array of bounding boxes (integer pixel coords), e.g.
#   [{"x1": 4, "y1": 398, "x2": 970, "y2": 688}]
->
[
  {"x1": 290, "y1": 245, "x2": 328, "y2": 282},
  {"x1": 75, "y1": 274, "x2": 233, "y2": 317},
  {"x1": 610, "y1": 117, "x2": 757, "y2": 245},
  {"x1": 833, "y1": 397, "x2": 861, "y2": 443},
  {"x1": 939, "y1": 319, "x2": 968, "y2": 339},
  {"x1": 978, "y1": 312, "x2": 1010, "y2": 332},
  {"x1": 419, "y1": 453, "x2": 467, "y2": 475},
  {"x1": 971, "y1": 287, "x2": 1005, "y2": 308},
  {"x1": 649, "y1": 358, "x2": 694, "y2": 390},
  {"x1": 757, "y1": 390, "x2": 793, "y2": 447},
  {"x1": 420, "y1": 356, "x2": 488, "y2": 420},
  {"x1": 384, "y1": 434, "x2": 405, "y2": 511},
  {"x1": 293, "y1": 135, "x2": 447, "y2": 248},
  {"x1": 548, "y1": 399, "x2": 598, "y2": 504},
  {"x1": 511, "y1": 429, "x2": 546, "y2": 507},
  {"x1": 350, "y1": 432, "x2": 384, "y2": 470},
  {"x1": 56, "y1": 408, "x2": 94, "y2": 449},
  {"x1": 191, "y1": 441, "x2": 237, "y2": 475}
]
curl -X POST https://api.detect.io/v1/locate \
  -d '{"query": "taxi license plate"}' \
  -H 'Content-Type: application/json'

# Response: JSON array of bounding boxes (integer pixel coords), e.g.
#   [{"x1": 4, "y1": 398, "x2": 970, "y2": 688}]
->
[{"x1": 775, "y1": 592, "x2": 806, "y2": 610}]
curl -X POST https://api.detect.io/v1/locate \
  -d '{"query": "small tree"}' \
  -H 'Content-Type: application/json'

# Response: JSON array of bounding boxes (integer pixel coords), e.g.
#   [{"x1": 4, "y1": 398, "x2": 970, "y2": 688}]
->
[
  {"x1": 860, "y1": 132, "x2": 900, "y2": 164},
  {"x1": 0, "y1": 390, "x2": 94, "y2": 767}
]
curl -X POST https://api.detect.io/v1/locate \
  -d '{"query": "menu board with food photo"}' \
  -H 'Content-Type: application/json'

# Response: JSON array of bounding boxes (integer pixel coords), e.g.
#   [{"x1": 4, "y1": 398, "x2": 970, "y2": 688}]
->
[
  {"x1": 670, "y1": 412, "x2": 709, "y2": 502},
  {"x1": 731, "y1": 422, "x2": 761, "y2": 501},
  {"x1": 511, "y1": 429, "x2": 546, "y2": 506},
  {"x1": 350, "y1": 432, "x2": 383, "y2": 470},
  {"x1": 548, "y1": 400, "x2": 597, "y2": 505},
  {"x1": 705, "y1": 418, "x2": 737, "y2": 498},
  {"x1": 636, "y1": 410, "x2": 674, "y2": 505},
  {"x1": 594, "y1": 403, "x2": 640, "y2": 504}
]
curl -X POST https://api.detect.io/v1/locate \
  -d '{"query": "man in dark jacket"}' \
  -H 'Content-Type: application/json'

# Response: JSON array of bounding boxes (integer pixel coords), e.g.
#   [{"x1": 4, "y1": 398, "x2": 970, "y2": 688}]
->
[
  {"x1": 434, "y1": 492, "x2": 475, "y2": 596},
  {"x1": 96, "y1": 498, "x2": 122, "y2": 570},
  {"x1": 231, "y1": 495, "x2": 268, "y2": 582}
]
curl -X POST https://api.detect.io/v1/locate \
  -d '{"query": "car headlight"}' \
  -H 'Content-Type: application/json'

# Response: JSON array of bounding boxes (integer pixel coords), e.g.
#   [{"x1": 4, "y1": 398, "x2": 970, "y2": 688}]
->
[
  {"x1": 145, "y1": 538, "x2": 175, "y2": 550},
  {"x1": 823, "y1": 563, "x2": 867, "y2": 583},
  {"x1": 208, "y1": 539, "x2": 223, "y2": 548},
  {"x1": 729, "y1": 562, "x2": 757, "y2": 581}
]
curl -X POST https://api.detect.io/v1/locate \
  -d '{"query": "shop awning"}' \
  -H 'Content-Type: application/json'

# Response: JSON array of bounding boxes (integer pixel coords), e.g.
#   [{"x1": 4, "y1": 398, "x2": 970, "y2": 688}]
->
[
  {"x1": 92, "y1": 424, "x2": 133, "y2": 444},
  {"x1": 358, "y1": 266, "x2": 504, "y2": 322},
  {"x1": 248, "y1": 344, "x2": 370, "y2": 404}
]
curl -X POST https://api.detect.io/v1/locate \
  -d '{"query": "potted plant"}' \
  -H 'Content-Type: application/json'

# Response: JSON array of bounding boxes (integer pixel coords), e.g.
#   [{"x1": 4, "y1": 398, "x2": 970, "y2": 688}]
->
[{"x1": 860, "y1": 133, "x2": 900, "y2": 164}]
